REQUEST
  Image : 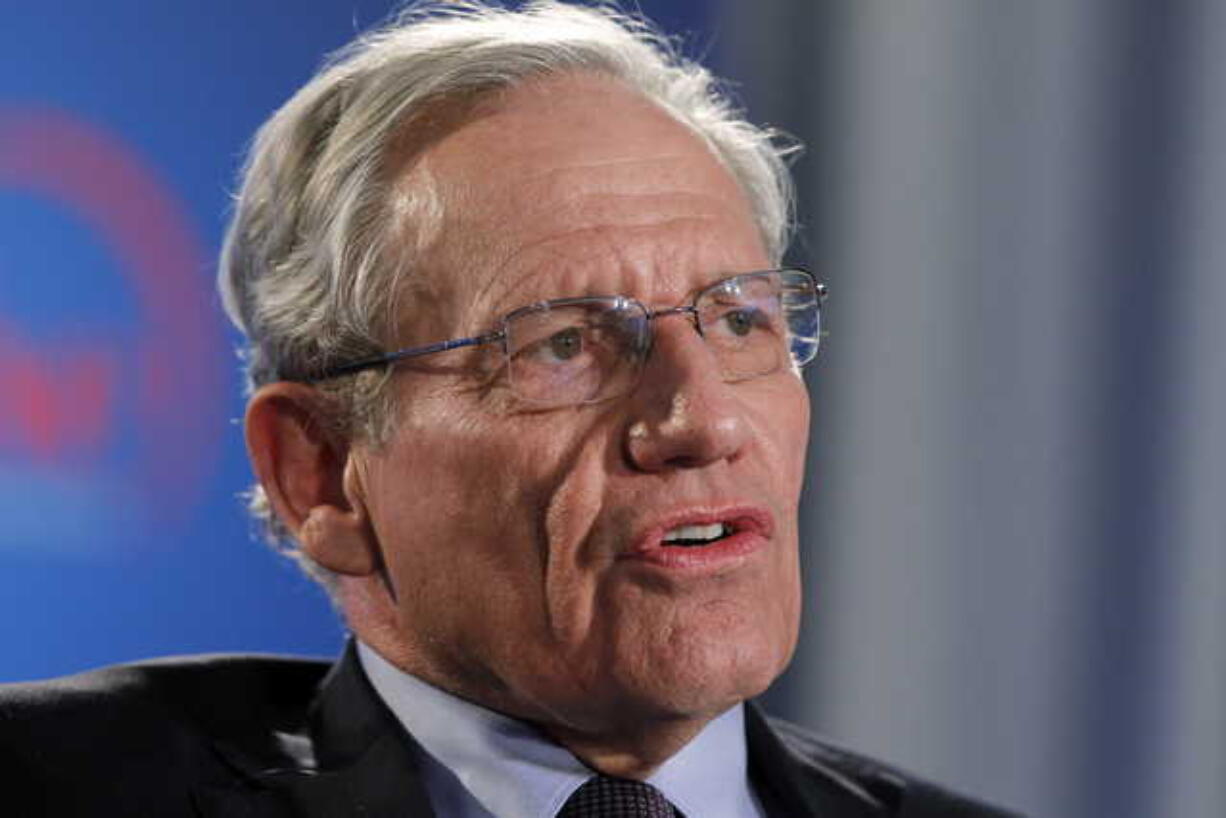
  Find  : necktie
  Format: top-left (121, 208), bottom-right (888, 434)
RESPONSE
top-left (557, 775), bottom-right (682, 818)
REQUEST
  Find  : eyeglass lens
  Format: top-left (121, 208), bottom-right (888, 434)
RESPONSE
top-left (503, 270), bottom-right (820, 407)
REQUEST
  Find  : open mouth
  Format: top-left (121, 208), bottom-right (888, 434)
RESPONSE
top-left (661, 521), bottom-right (734, 547)
top-left (626, 508), bottom-right (770, 568)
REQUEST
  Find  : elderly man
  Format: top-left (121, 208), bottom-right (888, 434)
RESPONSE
top-left (0, 3), bottom-right (1020, 817)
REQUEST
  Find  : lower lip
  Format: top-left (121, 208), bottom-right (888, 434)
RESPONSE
top-left (622, 528), bottom-right (767, 572)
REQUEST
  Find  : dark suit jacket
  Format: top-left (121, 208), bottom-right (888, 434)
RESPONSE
top-left (0, 643), bottom-right (1021, 817)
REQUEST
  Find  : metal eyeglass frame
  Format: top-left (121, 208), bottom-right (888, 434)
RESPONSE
top-left (306, 268), bottom-right (828, 392)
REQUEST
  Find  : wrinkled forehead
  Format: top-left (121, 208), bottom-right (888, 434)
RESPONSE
top-left (388, 72), bottom-right (764, 340)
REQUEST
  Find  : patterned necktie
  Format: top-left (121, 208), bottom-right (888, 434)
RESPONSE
top-left (557, 775), bottom-right (682, 818)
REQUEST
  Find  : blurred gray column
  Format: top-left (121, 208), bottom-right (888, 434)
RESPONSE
top-left (1155, 1), bottom-right (1226, 815)
top-left (720, 2), bottom-right (1224, 817)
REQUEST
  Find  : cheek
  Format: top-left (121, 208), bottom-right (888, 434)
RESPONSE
top-left (746, 376), bottom-right (807, 625)
top-left (790, 392), bottom-right (811, 491)
top-left (369, 397), bottom-right (612, 641)
top-left (540, 446), bottom-right (613, 645)
top-left (750, 374), bottom-right (811, 498)
top-left (362, 406), bottom-right (522, 601)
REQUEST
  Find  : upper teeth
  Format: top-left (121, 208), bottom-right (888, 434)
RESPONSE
top-left (663, 523), bottom-right (729, 543)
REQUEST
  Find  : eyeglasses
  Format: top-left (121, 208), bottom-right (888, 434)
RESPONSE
top-left (310, 269), bottom-right (827, 408)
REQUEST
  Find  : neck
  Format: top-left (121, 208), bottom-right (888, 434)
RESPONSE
top-left (349, 608), bottom-right (736, 779)
top-left (542, 712), bottom-right (716, 779)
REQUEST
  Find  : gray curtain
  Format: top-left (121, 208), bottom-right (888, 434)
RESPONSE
top-left (721, 2), bottom-right (1226, 817)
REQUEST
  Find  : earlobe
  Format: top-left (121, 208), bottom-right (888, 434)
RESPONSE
top-left (245, 383), bottom-right (380, 577)
top-left (298, 502), bottom-right (381, 576)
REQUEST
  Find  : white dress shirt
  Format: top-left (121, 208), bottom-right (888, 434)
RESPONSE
top-left (358, 641), bottom-right (766, 818)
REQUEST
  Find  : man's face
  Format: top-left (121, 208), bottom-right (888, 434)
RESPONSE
top-left (353, 74), bottom-right (810, 738)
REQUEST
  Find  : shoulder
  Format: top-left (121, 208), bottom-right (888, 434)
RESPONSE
top-left (0, 652), bottom-right (331, 742)
top-left (756, 711), bottom-right (1025, 818)
top-left (0, 653), bottom-right (331, 814)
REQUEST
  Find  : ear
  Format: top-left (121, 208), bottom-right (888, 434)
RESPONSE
top-left (245, 382), bottom-right (380, 577)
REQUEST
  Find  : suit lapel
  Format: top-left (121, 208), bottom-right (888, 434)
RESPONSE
top-left (194, 642), bottom-right (436, 818)
top-left (746, 702), bottom-right (894, 818)
top-left (193, 645), bottom-right (904, 818)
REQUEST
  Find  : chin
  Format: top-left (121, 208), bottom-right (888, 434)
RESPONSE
top-left (605, 627), bottom-right (796, 722)
top-left (590, 588), bottom-right (797, 716)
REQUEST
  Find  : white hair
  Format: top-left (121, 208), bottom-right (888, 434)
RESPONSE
top-left (217, 0), bottom-right (798, 585)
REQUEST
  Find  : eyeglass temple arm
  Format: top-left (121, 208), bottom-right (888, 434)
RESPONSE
top-left (311, 330), bottom-right (504, 380)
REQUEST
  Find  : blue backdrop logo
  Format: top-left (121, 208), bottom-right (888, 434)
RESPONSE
top-left (0, 108), bottom-right (225, 554)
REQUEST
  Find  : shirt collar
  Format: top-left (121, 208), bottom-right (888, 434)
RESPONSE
top-left (357, 641), bottom-right (762, 818)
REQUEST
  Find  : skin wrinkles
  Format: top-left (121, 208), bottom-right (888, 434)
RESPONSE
top-left (474, 217), bottom-right (727, 323)
top-left (398, 213), bottom-right (747, 382)
top-left (538, 441), bottom-right (608, 687)
top-left (459, 178), bottom-right (748, 323)
top-left (307, 72), bottom-right (810, 776)
top-left (391, 199), bottom-right (734, 358)
top-left (440, 94), bottom-right (754, 320)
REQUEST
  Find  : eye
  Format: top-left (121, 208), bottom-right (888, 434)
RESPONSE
top-left (712, 305), bottom-right (772, 339)
top-left (722, 308), bottom-right (758, 337)
top-left (543, 326), bottom-right (583, 361)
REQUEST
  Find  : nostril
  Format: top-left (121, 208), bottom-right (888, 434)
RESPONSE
top-left (623, 392), bottom-right (748, 472)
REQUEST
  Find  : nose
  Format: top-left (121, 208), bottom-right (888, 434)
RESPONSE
top-left (623, 316), bottom-right (749, 472)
